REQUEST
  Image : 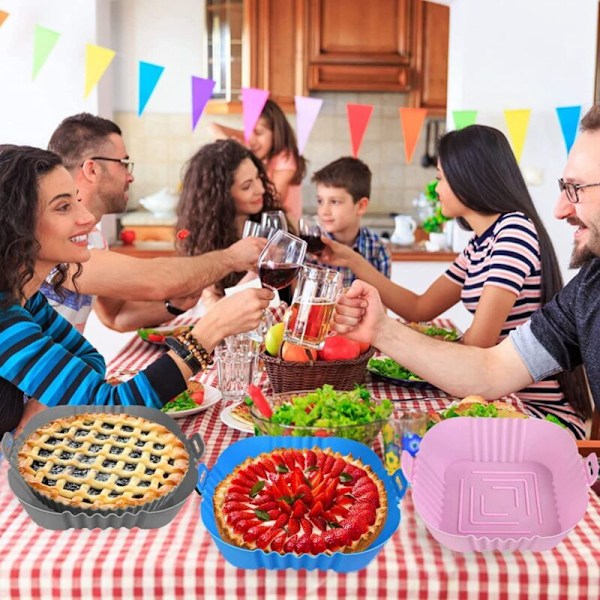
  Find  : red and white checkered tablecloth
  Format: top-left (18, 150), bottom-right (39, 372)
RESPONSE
top-left (1, 320), bottom-right (600, 599)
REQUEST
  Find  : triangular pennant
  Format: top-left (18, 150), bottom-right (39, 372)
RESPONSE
top-left (556, 105), bottom-right (581, 154)
top-left (242, 87), bottom-right (270, 143)
top-left (503, 109), bottom-right (531, 163)
top-left (32, 25), bottom-right (61, 80)
top-left (84, 44), bottom-right (116, 99)
top-left (346, 104), bottom-right (374, 157)
top-left (452, 110), bottom-right (478, 130)
top-left (191, 76), bottom-right (216, 130)
top-left (0, 11), bottom-right (10, 28)
top-left (294, 96), bottom-right (323, 155)
top-left (138, 61), bottom-right (165, 116)
top-left (398, 107), bottom-right (428, 164)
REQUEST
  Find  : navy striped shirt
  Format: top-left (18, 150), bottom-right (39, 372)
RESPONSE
top-left (0, 292), bottom-right (185, 435)
top-left (444, 212), bottom-right (585, 438)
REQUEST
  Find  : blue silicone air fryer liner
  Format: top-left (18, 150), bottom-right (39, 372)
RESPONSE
top-left (196, 435), bottom-right (406, 572)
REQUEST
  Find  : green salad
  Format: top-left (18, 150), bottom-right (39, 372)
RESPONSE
top-left (367, 357), bottom-right (424, 381)
top-left (417, 324), bottom-right (460, 341)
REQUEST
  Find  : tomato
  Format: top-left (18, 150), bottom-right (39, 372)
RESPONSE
top-left (356, 340), bottom-right (371, 354)
top-left (247, 384), bottom-right (273, 418)
top-left (190, 390), bottom-right (204, 405)
top-left (147, 333), bottom-right (165, 343)
top-left (120, 229), bottom-right (136, 245)
top-left (317, 335), bottom-right (360, 361)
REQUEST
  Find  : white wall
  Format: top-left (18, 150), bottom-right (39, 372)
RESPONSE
top-left (445, 0), bottom-right (599, 282)
top-left (111, 0), bottom-right (206, 114)
top-left (0, 0), bottom-right (112, 146)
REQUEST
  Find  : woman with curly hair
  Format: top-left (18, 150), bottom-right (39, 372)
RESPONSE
top-left (176, 139), bottom-right (287, 307)
top-left (0, 144), bottom-right (273, 436)
top-left (209, 100), bottom-right (307, 221)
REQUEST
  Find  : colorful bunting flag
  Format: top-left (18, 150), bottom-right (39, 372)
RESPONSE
top-left (346, 104), bottom-right (374, 158)
top-left (452, 110), bottom-right (478, 130)
top-left (191, 76), bottom-right (216, 130)
top-left (398, 107), bottom-right (428, 164)
top-left (242, 87), bottom-right (270, 143)
top-left (84, 44), bottom-right (116, 99)
top-left (503, 109), bottom-right (531, 163)
top-left (32, 26), bottom-right (61, 80)
top-left (138, 61), bottom-right (165, 116)
top-left (294, 96), bottom-right (323, 156)
top-left (0, 11), bottom-right (9, 28)
top-left (556, 105), bottom-right (581, 154)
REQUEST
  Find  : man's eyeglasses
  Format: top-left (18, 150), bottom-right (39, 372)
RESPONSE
top-left (558, 178), bottom-right (600, 204)
top-left (86, 156), bottom-right (135, 175)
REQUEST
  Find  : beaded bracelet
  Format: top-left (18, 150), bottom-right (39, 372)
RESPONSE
top-left (176, 331), bottom-right (214, 371)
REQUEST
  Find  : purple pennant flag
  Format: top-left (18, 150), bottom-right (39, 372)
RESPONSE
top-left (294, 96), bottom-right (323, 155)
top-left (555, 106), bottom-right (582, 154)
top-left (242, 87), bottom-right (270, 143)
top-left (191, 77), bottom-right (216, 131)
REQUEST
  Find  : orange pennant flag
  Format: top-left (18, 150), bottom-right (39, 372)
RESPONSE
top-left (399, 108), bottom-right (428, 164)
top-left (0, 11), bottom-right (9, 27)
top-left (346, 104), bottom-right (374, 157)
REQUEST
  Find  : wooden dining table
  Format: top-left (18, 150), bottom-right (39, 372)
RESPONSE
top-left (1, 319), bottom-right (600, 599)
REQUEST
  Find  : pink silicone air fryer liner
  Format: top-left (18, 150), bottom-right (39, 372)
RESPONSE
top-left (402, 418), bottom-right (598, 552)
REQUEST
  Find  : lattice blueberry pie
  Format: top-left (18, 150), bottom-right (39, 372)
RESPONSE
top-left (17, 413), bottom-right (189, 511)
top-left (214, 447), bottom-right (387, 555)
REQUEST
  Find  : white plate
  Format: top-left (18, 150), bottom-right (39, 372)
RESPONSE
top-left (220, 402), bottom-right (254, 433)
top-left (164, 384), bottom-right (222, 418)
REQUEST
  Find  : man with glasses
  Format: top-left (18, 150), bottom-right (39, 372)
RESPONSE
top-left (41, 113), bottom-right (266, 332)
top-left (332, 105), bottom-right (600, 413)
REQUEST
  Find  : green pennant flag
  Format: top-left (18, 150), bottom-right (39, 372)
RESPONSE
top-left (452, 110), bottom-right (478, 130)
top-left (32, 25), bottom-right (61, 80)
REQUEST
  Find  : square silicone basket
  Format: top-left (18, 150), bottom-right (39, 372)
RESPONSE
top-left (196, 435), bottom-right (407, 572)
top-left (401, 417), bottom-right (599, 552)
top-left (2, 405), bottom-right (205, 529)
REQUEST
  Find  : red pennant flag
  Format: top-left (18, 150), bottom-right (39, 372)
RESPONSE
top-left (399, 108), bottom-right (428, 164)
top-left (346, 104), bottom-right (374, 157)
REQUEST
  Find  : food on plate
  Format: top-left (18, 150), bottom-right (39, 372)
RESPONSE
top-left (230, 402), bottom-right (254, 427)
top-left (407, 322), bottom-right (460, 341)
top-left (264, 322), bottom-right (285, 356)
top-left (317, 335), bottom-right (361, 362)
top-left (161, 380), bottom-right (205, 413)
top-left (281, 341), bottom-right (317, 363)
top-left (214, 447), bottom-right (387, 555)
top-left (367, 357), bottom-right (424, 382)
top-left (18, 413), bottom-right (189, 511)
top-left (137, 325), bottom-right (193, 344)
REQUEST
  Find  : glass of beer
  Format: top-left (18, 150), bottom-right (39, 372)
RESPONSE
top-left (284, 265), bottom-right (342, 349)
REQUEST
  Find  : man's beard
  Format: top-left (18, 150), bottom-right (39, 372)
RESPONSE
top-left (569, 219), bottom-right (600, 268)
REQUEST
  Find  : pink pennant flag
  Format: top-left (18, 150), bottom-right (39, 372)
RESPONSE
top-left (191, 76), bottom-right (216, 130)
top-left (242, 87), bottom-right (270, 143)
top-left (294, 96), bottom-right (323, 155)
top-left (399, 108), bottom-right (428, 164)
top-left (346, 104), bottom-right (374, 158)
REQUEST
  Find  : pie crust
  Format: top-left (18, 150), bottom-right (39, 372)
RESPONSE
top-left (214, 447), bottom-right (388, 555)
top-left (17, 413), bottom-right (189, 511)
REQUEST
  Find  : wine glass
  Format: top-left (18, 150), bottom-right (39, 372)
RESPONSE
top-left (297, 216), bottom-right (326, 256)
top-left (242, 220), bottom-right (275, 239)
top-left (261, 210), bottom-right (288, 233)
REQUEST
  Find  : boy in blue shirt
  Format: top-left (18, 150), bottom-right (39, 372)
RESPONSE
top-left (312, 157), bottom-right (391, 287)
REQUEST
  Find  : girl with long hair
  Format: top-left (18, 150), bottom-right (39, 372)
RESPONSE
top-left (319, 125), bottom-right (591, 437)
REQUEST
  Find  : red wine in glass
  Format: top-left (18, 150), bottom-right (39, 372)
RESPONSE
top-left (299, 234), bottom-right (326, 255)
top-left (258, 262), bottom-right (302, 290)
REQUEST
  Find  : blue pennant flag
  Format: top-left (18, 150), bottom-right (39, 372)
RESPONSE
top-left (138, 61), bottom-right (165, 116)
top-left (556, 106), bottom-right (582, 154)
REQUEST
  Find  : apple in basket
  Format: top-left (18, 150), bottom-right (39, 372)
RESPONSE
top-left (317, 335), bottom-right (361, 361)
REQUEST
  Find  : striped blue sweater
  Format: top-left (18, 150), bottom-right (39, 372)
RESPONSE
top-left (0, 292), bottom-right (185, 435)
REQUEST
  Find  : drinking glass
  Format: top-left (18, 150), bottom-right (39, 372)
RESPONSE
top-left (215, 336), bottom-right (257, 403)
top-left (381, 411), bottom-right (427, 475)
top-left (242, 220), bottom-right (275, 239)
top-left (261, 210), bottom-right (288, 233)
top-left (245, 230), bottom-right (307, 342)
top-left (297, 216), bottom-right (326, 256)
top-left (283, 265), bottom-right (342, 349)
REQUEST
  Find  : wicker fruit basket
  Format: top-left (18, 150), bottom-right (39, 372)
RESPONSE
top-left (261, 346), bottom-right (376, 393)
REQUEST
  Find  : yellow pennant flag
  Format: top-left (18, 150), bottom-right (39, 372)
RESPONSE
top-left (503, 109), bottom-right (531, 163)
top-left (84, 44), bottom-right (116, 98)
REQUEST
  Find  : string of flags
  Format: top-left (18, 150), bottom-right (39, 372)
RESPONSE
top-left (0, 12), bottom-right (584, 164)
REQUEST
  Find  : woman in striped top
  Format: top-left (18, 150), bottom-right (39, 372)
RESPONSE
top-left (319, 125), bottom-right (590, 437)
top-left (0, 145), bottom-right (273, 437)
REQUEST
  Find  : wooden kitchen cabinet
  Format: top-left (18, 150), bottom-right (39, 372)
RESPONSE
top-left (307, 0), bottom-right (413, 92)
top-left (409, 0), bottom-right (449, 114)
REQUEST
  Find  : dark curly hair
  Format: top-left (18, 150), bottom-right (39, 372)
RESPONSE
top-left (176, 139), bottom-right (282, 293)
top-left (0, 145), bottom-right (80, 308)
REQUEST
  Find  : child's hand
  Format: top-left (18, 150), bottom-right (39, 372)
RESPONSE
top-left (317, 236), bottom-right (356, 268)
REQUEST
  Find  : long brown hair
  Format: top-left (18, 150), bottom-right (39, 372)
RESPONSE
top-left (176, 139), bottom-right (282, 293)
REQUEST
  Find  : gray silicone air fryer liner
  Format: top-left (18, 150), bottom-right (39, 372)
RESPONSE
top-left (2, 404), bottom-right (204, 530)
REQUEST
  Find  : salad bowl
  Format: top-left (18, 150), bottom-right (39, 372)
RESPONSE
top-left (248, 385), bottom-right (393, 446)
